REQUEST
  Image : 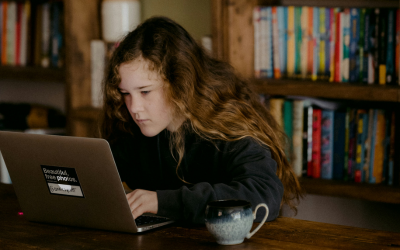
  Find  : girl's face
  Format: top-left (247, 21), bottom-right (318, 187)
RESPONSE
top-left (118, 59), bottom-right (180, 137)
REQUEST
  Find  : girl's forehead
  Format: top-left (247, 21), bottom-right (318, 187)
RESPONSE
top-left (118, 59), bottom-right (164, 88)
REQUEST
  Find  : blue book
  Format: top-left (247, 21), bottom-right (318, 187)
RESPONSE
top-left (349, 8), bottom-right (360, 82)
top-left (333, 111), bottom-right (346, 180)
top-left (283, 100), bottom-right (293, 146)
top-left (386, 9), bottom-right (395, 85)
top-left (321, 110), bottom-right (334, 179)
top-left (294, 7), bottom-right (302, 77)
top-left (277, 7), bottom-right (287, 77)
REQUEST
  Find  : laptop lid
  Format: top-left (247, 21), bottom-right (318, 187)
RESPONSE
top-left (0, 131), bottom-right (172, 233)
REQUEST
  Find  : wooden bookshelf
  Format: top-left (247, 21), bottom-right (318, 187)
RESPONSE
top-left (300, 178), bottom-right (400, 204)
top-left (0, 66), bottom-right (65, 83)
top-left (251, 79), bottom-right (400, 102)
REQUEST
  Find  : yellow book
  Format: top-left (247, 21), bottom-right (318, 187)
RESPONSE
top-left (287, 6), bottom-right (295, 78)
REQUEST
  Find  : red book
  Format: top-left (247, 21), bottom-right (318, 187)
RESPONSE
top-left (15, 2), bottom-right (23, 66)
top-left (334, 11), bottom-right (342, 82)
top-left (311, 108), bottom-right (322, 178)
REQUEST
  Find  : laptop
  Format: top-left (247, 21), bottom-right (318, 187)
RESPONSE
top-left (0, 131), bottom-right (174, 233)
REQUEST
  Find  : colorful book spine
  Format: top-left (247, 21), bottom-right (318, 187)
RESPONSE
top-left (312, 7), bottom-right (319, 81)
top-left (0, 2), bottom-right (3, 62)
top-left (343, 108), bottom-right (350, 180)
top-left (367, 9), bottom-right (376, 84)
top-left (347, 109), bottom-right (357, 181)
top-left (253, 6), bottom-right (261, 78)
top-left (378, 9), bottom-right (387, 85)
top-left (371, 110), bottom-right (386, 184)
top-left (304, 104), bottom-right (313, 177)
top-left (19, 1), bottom-right (30, 66)
top-left (277, 7), bottom-right (287, 77)
top-left (333, 111), bottom-right (346, 179)
top-left (349, 8), bottom-right (360, 83)
top-left (324, 8), bottom-right (331, 81)
top-left (1, 1), bottom-right (7, 65)
top-left (355, 109), bottom-right (368, 183)
top-left (334, 10), bottom-right (342, 82)
top-left (388, 111), bottom-right (395, 185)
top-left (6, 1), bottom-right (16, 65)
top-left (342, 8), bottom-right (350, 82)
top-left (41, 2), bottom-right (51, 68)
top-left (321, 110), bottom-right (334, 179)
top-left (287, 6), bottom-right (295, 78)
top-left (312, 108), bottom-right (322, 178)
top-left (283, 100), bottom-right (293, 160)
top-left (319, 7), bottom-right (326, 80)
top-left (307, 7), bottom-right (314, 80)
top-left (269, 98), bottom-right (284, 129)
top-left (386, 9), bottom-right (395, 85)
top-left (272, 7), bottom-right (281, 79)
top-left (358, 8), bottom-right (366, 83)
top-left (329, 8), bottom-right (338, 82)
top-left (373, 8), bottom-right (380, 84)
top-left (15, 2), bottom-right (22, 65)
top-left (292, 100), bottom-right (304, 177)
top-left (300, 6), bottom-right (309, 79)
top-left (294, 7), bottom-right (302, 78)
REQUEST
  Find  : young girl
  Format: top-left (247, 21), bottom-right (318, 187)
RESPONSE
top-left (100, 16), bottom-right (302, 224)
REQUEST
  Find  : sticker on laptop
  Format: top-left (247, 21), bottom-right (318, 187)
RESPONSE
top-left (41, 165), bottom-right (85, 198)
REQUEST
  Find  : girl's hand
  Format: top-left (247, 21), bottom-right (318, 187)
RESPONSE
top-left (126, 189), bottom-right (158, 219)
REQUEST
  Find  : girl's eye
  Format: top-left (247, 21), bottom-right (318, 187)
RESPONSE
top-left (120, 92), bottom-right (129, 96)
top-left (141, 91), bottom-right (150, 95)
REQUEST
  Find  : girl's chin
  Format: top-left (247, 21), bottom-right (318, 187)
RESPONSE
top-left (139, 127), bottom-right (161, 137)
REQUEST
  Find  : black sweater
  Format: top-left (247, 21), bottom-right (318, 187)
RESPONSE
top-left (110, 129), bottom-right (284, 224)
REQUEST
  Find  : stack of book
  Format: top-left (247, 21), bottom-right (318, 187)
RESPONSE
top-left (0, 0), bottom-right (64, 68)
top-left (253, 6), bottom-right (400, 85)
top-left (265, 96), bottom-right (397, 185)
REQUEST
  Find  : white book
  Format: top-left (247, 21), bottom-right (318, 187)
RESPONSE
top-left (6, 1), bottom-right (17, 66)
top-left (91, 40), bottom-right (106, 108)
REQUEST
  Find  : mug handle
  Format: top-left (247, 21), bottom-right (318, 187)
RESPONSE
top-left (246, 203), bottom-right (269, 239)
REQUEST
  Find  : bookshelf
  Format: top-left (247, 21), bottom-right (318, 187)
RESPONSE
top-left (212, 0), bottom-right (400, 203)
top-left (0, 66), bottom-right (64, 83)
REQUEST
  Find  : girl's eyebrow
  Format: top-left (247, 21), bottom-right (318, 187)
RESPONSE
top-left (135, 85), bottom-right (152, 90)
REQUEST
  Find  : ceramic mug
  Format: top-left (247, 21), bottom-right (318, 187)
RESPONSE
top-left (205, 199), bottom-right (269, 245)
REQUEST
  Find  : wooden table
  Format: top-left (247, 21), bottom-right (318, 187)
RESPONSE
top-left (1, 183), bottom-right (399, 250)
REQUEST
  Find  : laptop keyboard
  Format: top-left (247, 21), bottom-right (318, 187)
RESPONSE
top-left (135, 215), bottom-right (170, 226)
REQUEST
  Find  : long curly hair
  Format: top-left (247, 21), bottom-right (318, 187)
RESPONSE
top-left (100, 16), bottom-right (302, 213)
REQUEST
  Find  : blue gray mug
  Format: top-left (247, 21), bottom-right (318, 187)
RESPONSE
top-left (205, 199), bottom-right (269, 245)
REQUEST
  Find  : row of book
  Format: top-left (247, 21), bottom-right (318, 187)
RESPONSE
top-left (253, 6), bottom-right (400, 85)
top-left (0, 0), bottom-right (64, 68)
top-left (265, 96), bottom-right (397, 185)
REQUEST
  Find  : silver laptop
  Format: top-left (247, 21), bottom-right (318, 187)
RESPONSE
top-left (0, 131), bottom-right (174, 233)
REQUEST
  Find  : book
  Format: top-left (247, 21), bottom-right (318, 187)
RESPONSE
top-left (349, 8), bottom-right (360, 83)
top-left (378, 9), bottom-right (387, 85)
top-left (283, 100), bottom-right (293, 160)
top-left (15, 2), bottom-right (22, 66)
top-left (342, 8), bottom-right (350, 82)
top-left (321, 110), bottom-right (334, 179)
top-left (334, 10), bottom-right (342, 82)
top-left (329, 8), bottom-right (339, 82)
top-left (294, 7), bottom-right (302, 78)
top-left (307, 7), bottom-right (314, 80)
top-left (360, 8), bottom-right (369, 83)
top-left (6, 1), bottom-right (16, 65)
top-left (300, 6), bottom-right (309, 79)
top-left (303, 101), bottom-right (313, 177)
top-left (354, 109), bottom-right (368, 183)
top-left (261, 7), bottom-right (273, 78)
top-left (253, 6), bottom-right (261, 78)
top-left (19, 1), bottom-right (30, 66)
top-left (388, 111), bottom-right (395, 185)
top-left (373, 8), bottom-right (380, 84)
top-left (272, 7), bottom-right (281, 79)
top-left (370, 109), bottom-right (386, 184)
top-left (0, 2), bottom-right (3, 63)
top-left (347, 108), bottom-right (357, 181)
top-left (396, 9), bottom-right (400, 84)
top-left (343, 108), bottom-right (350, 180)
top-left (277, 7), bottom-right (287, 78)
top-left (386, 8), bottom-right (395, 85)
top-left (319, 7), bottom-right (326, 81)
top-left (333, 111), bottom-right (346, 180)
top-left (292, 100), bottom-right (304, 177)
top-left (1, 1), bottom-right (7, 65)
top-left (269, 98), bottom-right (284, 129)
top-left (324, 8), bottom-right (331, 81)
top-left (50, 1), bottom-right (64, 68)
top-left (382, 111), bottom-right (392, 184)
top-left (41, 2), bottom-right (51, 68)
top-left (287, 6), bottom-right (295, 78)
top-left (311, 108), bottom-right (322, 178)
top-left (312, 7), bottom-right (319, 81)
top-left (91, 40), bottom-right (106, 108)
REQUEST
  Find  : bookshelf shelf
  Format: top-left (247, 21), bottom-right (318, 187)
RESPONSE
top-left (273, 0), bottom-right (399, 8)
top-left (300, 178), bottom-right (400, 204)
top-left (251, 79), bottom-right (400, 102)
top-left (0, 66), bottom-right (65, 83)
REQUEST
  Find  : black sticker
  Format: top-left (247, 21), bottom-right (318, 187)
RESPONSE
top-left (41, 165), bottom-right (84, 198)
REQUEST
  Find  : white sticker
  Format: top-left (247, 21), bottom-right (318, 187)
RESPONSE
top-left (41, 165), bottom-right (85, 198)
